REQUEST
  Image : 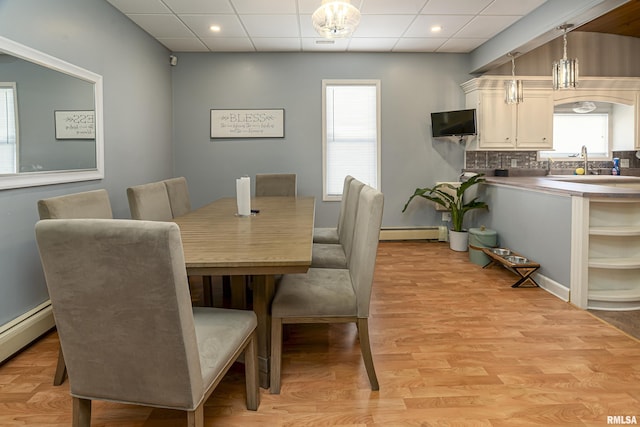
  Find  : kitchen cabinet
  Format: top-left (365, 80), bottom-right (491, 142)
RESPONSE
top-left (468, 88), bottom-right (553, 150)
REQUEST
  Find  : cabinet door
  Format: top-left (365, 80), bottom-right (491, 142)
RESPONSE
top-left (516, 91), bottom-right (553, 149)
top-left (478, 92), bottom-right (516, 149)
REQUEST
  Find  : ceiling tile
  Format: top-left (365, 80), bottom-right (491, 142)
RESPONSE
top-left (240, 14), bottom-right (301, 37)
top-left (301, 38), bottom-right (349, 51)
top-left (157, 37), bottom-right (209, 52)
top-left (455, 15), bottom-right (520, 39)
top-left (162, 0), bottom-right (234, 14)
top-left (436, 37), bottom-right (487, 52)
top-left (354, 15), bottom-right (416, 38)
top-left (392, 37), bottom-right (447, 52)
top-left (105, 0), bottom-right (171, 14)
top-left (481, 0), bottom-right (547, 16)
top-left (252, 38), bottom-right (302, 51)
top-left (404, 15), bottom-right (474, 38)
top-left (231, 0), bottom-right (297, 14)
top-left (422, 0), bottom-right (493, 15)
top-left (360, 0), bottom-right (429, 15)
top-left (201, 37), bottom-right (256, 51)
top-left (126, 14), bottom-right (195, 38)
top-left (347, 38), bottom-right (398, 51)
top-left (179, 14), bottom-right (247, 38)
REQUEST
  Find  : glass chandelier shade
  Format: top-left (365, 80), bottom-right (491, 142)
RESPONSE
top-left (312, 0), bottom-right (361, 39)
top-left (504, 54), bottom-right (523, 104)
top-left (552, 25), bottom-right (578, 90)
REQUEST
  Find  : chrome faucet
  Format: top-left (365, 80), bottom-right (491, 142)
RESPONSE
top-left (580, 145), bottom-right (588, 174)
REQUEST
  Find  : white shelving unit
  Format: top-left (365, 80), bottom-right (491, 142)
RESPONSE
top-left (587, 199), bottom-right (640, 310)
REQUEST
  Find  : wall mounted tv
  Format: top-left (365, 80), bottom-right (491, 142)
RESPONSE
top-left (430, 109), bottom-right (477, 138)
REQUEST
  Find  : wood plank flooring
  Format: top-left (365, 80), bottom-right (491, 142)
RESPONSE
top-left (1, 241), bottom-right (639, 426)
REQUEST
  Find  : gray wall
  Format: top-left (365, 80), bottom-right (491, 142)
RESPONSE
top-left (172, 52), bottom-right (471, 228)
top-left (0, 0), bottom-right (173, 327)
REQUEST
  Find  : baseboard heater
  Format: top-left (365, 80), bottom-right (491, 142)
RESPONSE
top-left (0, 300), bottom-right (55, 364)
top-left (380, 226), bottom-right (448, 242)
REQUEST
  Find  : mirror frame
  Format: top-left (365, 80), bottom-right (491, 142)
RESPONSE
top-left (0, 35), bottom-right (103, 190)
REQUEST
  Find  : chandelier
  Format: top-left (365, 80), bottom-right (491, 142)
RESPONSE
top-left (504, 52), bottom-right (523, 104)
top-left (552, 24), bottom-right (578, 90)
top-left (312, 0), bottom-right (361, 39)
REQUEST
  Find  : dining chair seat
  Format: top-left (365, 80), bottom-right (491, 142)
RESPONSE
top-left (37, 189), bottom-right (113, 387)
top-left (310, 243), bottom-right (347, 269)
top-left (270, 185), bottom-right (383, 394)
top-left (35, 219), bottom-right (259, 427)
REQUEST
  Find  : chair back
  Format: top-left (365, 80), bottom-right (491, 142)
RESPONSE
top-left (127, 181), bottom-right (173, 221)
top-left (255, 173), bottom-right (297, 197)
top-left (164, 177), bottom-right (192, 218)
top-left (38, 189), bottom-right (112, 220)
top-left (348, 185), bottom-right (384, 318)
top-left (339, 178), bottom-right (366, 261)
top-left (336, 175), bottom-right (355, 235)
top-left (35, 219), bottom-right (203, 409)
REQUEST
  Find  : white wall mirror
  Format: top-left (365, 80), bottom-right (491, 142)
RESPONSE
top-left (0, 36), bottom-right (103, 190)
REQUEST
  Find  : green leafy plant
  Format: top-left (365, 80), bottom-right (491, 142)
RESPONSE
top-left (402, 173), bottom-right (488, 232)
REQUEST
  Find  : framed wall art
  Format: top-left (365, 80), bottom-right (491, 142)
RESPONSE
top-left (210, 109), bottom-right (284, 139)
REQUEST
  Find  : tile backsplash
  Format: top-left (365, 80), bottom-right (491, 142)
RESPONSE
top-left (465, 150), bottom-right (640, 174)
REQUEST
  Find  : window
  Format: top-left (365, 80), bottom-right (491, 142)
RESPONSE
top-left (0, 83), bottom-right (18, 174)
top-left (540, 111), bottom-right (610, 160)
top-left (322, 80), bottom-right (380, 201)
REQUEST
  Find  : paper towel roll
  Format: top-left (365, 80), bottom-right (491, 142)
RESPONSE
top-left (236, 176), bottom-right (251, 216)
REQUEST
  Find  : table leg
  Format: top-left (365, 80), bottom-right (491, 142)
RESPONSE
top-left (202, 276), bottom-right (213, 307)
top-left (230, 276), bottom-right (247, 309)
top-left (253, 274), bottom-right (275, 389)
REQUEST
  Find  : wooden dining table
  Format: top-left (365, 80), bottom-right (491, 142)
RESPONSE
top-left (173, 196), bottom-right (315, 388)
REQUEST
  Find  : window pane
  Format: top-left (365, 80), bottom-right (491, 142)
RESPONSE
top-left (323, 82), bottom-right (379, 199)
top-left (541, 113), bottom-right (608, 158)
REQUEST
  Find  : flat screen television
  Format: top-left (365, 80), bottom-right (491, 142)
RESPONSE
top-left (431, 109), bottom-right (476, 137)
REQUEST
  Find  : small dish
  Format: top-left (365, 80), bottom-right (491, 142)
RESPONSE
top-left (492, 248), bottom-right (511, 256)
top-left (505, 255), bottom-right (528, 264)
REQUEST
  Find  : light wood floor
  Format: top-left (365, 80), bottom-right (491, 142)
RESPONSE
top-left (1, 241), bottom-right (639, 426)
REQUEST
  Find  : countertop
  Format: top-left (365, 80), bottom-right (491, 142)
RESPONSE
top-left (483, 175), bottom-right (640, 198)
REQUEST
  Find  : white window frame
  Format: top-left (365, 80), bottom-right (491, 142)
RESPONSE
top-left (321, 79), bottom-right (381, 201)
top-left (0, 82), bottom-right (19, 174)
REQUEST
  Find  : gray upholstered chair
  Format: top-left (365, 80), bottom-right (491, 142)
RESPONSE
top-left (35, 219), bottom-right (259, 427)
top-left (313, 175), bottom-right (355, 244)
top-left (270, 185), bottom-right (384, 394)
top-left (164, 176), bottom-right (192, 218)
top-left (255, 173), bottom-right (297, 197)
top-left (126, 181), bottom-right (173, 221)
top-left (311, 178), bottom-right (365, 269)
top-left (37, 189), bottom-right (113, 386)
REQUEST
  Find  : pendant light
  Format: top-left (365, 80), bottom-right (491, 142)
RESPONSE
top-left (312, 0), bottom-right (361, 39)
top-left (504, 52), bottom-right (523, 104)
top-left (552, 24), bottom-right (578, 90)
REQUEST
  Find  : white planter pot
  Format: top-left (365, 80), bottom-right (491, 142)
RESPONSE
top-left (449, 230), bottom-right (469, 252)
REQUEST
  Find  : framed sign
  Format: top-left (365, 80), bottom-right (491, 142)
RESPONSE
top-left (54, 110), bottom-right (96, 139)
top-left (210, 109), bottom-right (284, 139)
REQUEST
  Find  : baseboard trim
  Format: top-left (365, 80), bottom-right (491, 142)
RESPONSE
top-left (380, 226), bottom-right (447, 241)
top-left (535, 274), bottom-right (570, 302)
top-left (0, 301), bottom-right (55, 363)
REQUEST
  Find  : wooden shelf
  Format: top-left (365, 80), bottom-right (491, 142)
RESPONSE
top-left (589, 289), bottom-right (640, 302)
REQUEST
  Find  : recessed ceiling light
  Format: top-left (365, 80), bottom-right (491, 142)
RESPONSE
top-left (431, 25), bottom-right (442, 33)
top-left (210, 25), bottom-right (221, 32)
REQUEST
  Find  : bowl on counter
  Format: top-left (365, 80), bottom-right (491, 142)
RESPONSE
top-left (504, 255), bottom-right (529, 264)
top-left (491, 248), bottom-right (511, 256)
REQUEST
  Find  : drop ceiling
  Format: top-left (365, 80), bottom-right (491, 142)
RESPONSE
top-left (105, 0), bottom-right (551, 53)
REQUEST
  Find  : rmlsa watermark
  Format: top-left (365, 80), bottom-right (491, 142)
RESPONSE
top-left (608, 415), bottom-right (638, 425)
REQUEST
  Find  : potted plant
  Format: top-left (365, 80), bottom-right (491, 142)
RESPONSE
top-left (402, 173), bottom-right (488, 251)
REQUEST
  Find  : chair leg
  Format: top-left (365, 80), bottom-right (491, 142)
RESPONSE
top-left (357, 318), bottom-right (379, 391)
top-left (187, 404), bottom-right (204, 427)
top-left (72, 397), bottom-right (91, 427)
top-left (270, 316), bottom-right (283, 394)
top-left (244, 331), bottom-right (260, 410)
top-left (53, 346), bottom-right (67, 386)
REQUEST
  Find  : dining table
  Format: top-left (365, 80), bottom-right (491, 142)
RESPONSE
top-left (173, 196), bottom-right (315, 388)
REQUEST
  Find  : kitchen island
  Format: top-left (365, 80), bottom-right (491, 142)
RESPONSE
top-left (475, 174), bottom-right (640, 311)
